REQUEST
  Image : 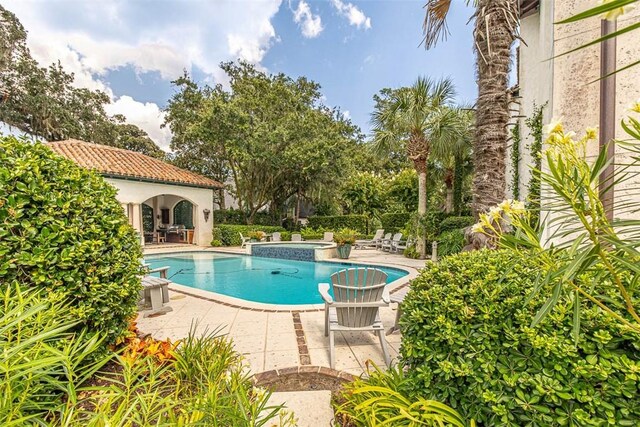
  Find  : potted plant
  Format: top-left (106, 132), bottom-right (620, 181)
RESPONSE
top-left (333, 228), bottom-right (357, 259)
top-left (247, 230), bottom-right (266, 242)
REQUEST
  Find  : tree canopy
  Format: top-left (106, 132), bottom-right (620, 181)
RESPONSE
top-left (164, 61), bottom-right (362, 223)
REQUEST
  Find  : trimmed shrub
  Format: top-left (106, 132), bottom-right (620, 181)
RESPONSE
top-left (307, 215), bottom-right (368, 234)
top-left (300, 227), bottom-right (324, 241)
top-left (380, 212), bottom-right (412, 234)
top-left (213, 224), bottom-right (285, 246)
top-left (0, 137), bottom-right (142, 348)
top-left (439, 216), bottom-right (474, 234)
top-left (400, 250), bottom-right (640, 425)
top-left (213, 209), bottom-right (279, 226)
top-left (211, 227), bottom-right (223, 247)
top-left (436, 229), bottom-right (465, 257)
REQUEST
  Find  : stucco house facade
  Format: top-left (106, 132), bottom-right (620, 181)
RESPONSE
top-left (48, 139), bottom-right (222, 246)
top-left (509, 0), bottom-right (640, 242)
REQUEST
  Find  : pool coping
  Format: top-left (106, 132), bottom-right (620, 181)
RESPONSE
top-left (145, 249), bottom-right (419, 312)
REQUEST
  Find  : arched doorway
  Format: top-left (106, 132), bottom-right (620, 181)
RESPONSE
top-left (173, 200), bottom-right (194, 229)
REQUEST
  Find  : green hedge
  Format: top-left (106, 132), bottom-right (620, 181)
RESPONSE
top-left (0, 137), bottom-right (142, 348)
top-left (400, 250), bottom-right (640, 425)
top-left (307, 215), bottom-right (368, 234)
top-left (436, 229), bottom-right (465, 257)
top-left (380, 212), bottom-right (412, 234)
top-left (213, 209), bottom-right (279, 226)
top-left (212, 225), bottom-right (286, 246)
top-left (439, 216), bottom-right (474, 234)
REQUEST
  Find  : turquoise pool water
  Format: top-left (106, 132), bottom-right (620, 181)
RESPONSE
top-left (144, 252), bottom-right (408, 305)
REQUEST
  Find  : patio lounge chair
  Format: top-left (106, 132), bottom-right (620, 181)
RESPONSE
top-left (381, 233), bottom-right (403, 252)
top-left (318, 268), bottom-right (391, 369)
top-left (323, 232), bottom-right (334, 242)
top-left (239, 232), bottom-right (251, 248)
top-left (355, 229), bottom-right (384, 249)
top-left (376, 233), bottom-right (392, 250)
top-left (392, 237), bottom-right (412, 253)
top-left (291, 233), bottom-right (303, 241)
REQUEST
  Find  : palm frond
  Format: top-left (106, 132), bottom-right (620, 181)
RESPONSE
top-left (422, 0), bottom-right (453, 49)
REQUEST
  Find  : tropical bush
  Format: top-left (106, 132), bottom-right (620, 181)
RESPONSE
top-left (380, 212), bottom-right (412, 234)
top-left (402, 210), bottom-right (446, 246)
top-left (213, 224), bottom-right (285, 246)
top-left (400, 249), bottom-right (640, 425)
top-left (387, 168), bottom-right (419, 212)
top-left (341, 171), bottom-right (387, 224)
top-left (307, 214), bottom-right (368, 234)
top-left (436, 229), bottom-right (465, 257)
top-left (333, 228), bottom-right (358, 246)
top-left (0, 286), bottom-right (294, 426)
top-left (0, 285), bottom-right (109, 425)
top-left (335, 364), bottom-right (472, 427)
top-left (0, 136), bottom-right (142, 348)
top-left (300, 226), bottom-right (325, 240)
top-left (439, 216), bottom-right (474, 234)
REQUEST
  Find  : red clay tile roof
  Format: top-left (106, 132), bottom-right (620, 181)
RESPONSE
top-left (47, 139), bottom-right (222, 189)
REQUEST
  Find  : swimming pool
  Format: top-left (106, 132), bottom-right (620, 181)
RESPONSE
top-left (144, 252), bottom-right (408, 305)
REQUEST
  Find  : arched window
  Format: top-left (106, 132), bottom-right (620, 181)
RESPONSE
top-left (173, 200), bottom-right (194, 228)
top-left (142, 204), bottom-right (154, 233)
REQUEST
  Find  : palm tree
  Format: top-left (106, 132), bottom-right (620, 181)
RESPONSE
top-left (431, 107), bottom-right (474, 213)
top-left (371, 77), bottom-right (459, 258)
top-left (423, 0), bottom-right (519, 216)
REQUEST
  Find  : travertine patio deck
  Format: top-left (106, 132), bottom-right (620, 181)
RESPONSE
top-left (139, 245), bottom-right (425, 376)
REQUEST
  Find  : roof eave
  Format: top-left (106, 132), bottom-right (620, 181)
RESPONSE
top-left (519, 0), bottom-right (539, 18)
top-left (102, 173), bottom-right (223, 190)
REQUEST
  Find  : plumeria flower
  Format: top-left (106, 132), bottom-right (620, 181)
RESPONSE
top-left (599, 0), bottom-right (635, 21)
top-left (630, 98), bottom-right (640, 114)
top-left (543, 117), bottom-right (564, 136)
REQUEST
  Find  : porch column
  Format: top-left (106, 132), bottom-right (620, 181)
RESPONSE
top-left (131, 203), bottom-right (144, 246)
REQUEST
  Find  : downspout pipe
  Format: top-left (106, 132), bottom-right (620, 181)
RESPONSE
top-left (599, 18), bottom-right (616, 221)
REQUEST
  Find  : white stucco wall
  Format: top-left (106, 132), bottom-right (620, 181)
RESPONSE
top-left (512, 1), bottom-right (640, 244)
top-left (512, 2), bottom-right (555, 200)
top-left (105, 178), bottom-right (214, 246)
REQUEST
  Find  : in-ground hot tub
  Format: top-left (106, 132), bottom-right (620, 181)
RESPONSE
top-left (247, 241), bottom-right (336, 261)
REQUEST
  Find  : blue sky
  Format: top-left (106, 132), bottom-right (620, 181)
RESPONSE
top-left (5, 0), bottom-right (476, 150)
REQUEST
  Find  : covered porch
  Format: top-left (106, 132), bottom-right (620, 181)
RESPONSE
top-left (140, 195), bottom-right (197, 245)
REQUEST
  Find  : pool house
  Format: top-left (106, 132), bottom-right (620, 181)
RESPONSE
top-left (47, 139), bottom-right (223, 246)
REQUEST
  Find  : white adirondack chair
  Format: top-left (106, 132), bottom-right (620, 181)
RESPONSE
top-left (381, 233), bottom-right (403, 252)
top-left (376, 233), bottom-right (392, 250)
top-left (323, 232), bottom-right (334, 242)
top-left (239, 232), bottom-right (251, 248)
top-left (291, 233), bottom-right (303, 241)
top-left (318, 268), bottom-right (391, 369)
top-left (271, 232), bottom-right (282, 242)
top-left (355, 229), bottom-right (384, 249)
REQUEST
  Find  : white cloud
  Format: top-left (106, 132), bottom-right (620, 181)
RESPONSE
top-left (292, 0), bottom-right (323, 38)
top-left (331, 0), bottom-right (371, 29)
top-left (105, 96), bottom-right (172, 151)
top-left (3, 0), bottom-right (284, 151)
top-left (342, 110), bottom-right (351, 119)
